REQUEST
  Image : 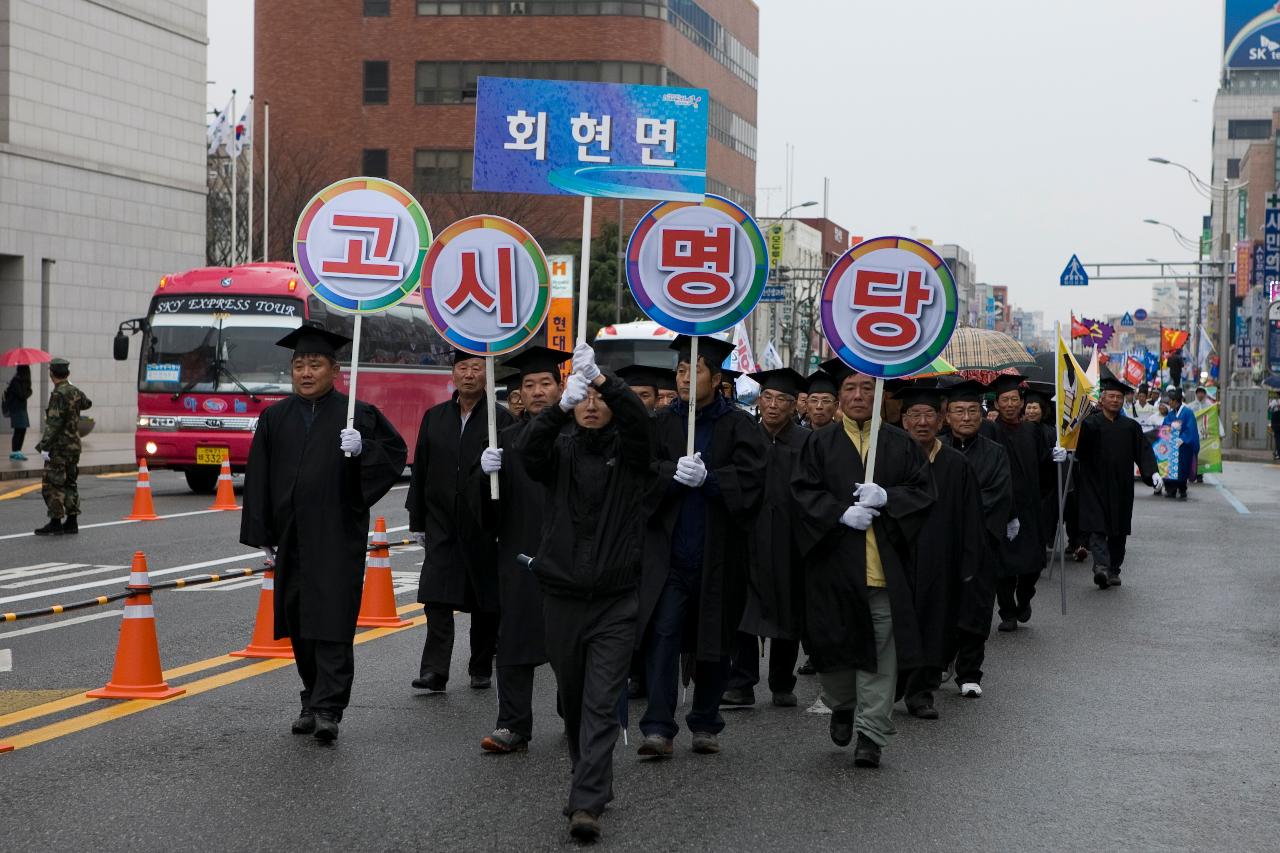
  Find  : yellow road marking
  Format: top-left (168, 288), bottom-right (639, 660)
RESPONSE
top-left (0, 482), bottom-right (42, 501)
top-left (96, 472), bottom-right (136, 479)
top-left (0, 689), bottom-right (81, 716)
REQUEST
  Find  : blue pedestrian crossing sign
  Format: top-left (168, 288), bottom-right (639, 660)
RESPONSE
top-left (1060, 254), bottom-right (1088, 287)
top-left (1121, 312), bottom-right (1134, 327)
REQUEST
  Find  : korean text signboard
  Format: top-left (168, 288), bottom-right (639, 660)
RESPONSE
top-left (1265, 193), bottom-right (1280, 286)
top-left (546, 254), bottom-right (575, 377)
top-left (473, 77), bottom-right (709, 201)
top-left (1237, 240), bottom-right (1254, 299)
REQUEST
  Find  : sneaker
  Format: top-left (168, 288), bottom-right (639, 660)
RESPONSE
top-left (291, 710), bottom-right (316, 734)
top-left (997, 618), bottom-right (1017, 632)
top-left (959, 682), bottom-right (983, 698)
top-left (33, 518), bottom-right (63, 536)
top-left (853, 732), bottom-right (881, 768)
top-left (313, 712), bottom-right (339, 743)
top-left (771, 691), bottom-right (798, 707)
top-left (690, 732), bottom-right (720, 754)
top-left (568, 810), bottom-right (601, 842)
top-left (481, 727), bottom-right (529, 753)
top-left (719, 688), bottom-right (755, 706)
top-left (8, 452), bottom-right (26, 461)
top-left (411, 672), bottom-right (447, 691)
top-left (805, 696), bottom-right (832, 715)
top-left (829, 709), bottom-right (854, 747)
top-left (907, 698), bottom-right (938, 720)
top-left (797, 658), bottom-right (816, 675)
top-left (62, 515), bottom-right (78, 535)
top-left (636, 734), bottom-right (673, 758)
top-left (1093, 569), bottom-right (1111, 589)
top-left (1107, 571), bottom-right (1122, 587)
top-left (470, 674), bottom-right (492, 690)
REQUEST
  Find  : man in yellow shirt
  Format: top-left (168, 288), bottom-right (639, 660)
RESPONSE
top-left (791, 360), bottom-right (934, 768)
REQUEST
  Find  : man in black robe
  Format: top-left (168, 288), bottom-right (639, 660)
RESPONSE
top-left (474, 346), bottom-right (570, 753)
top-left (938, 380), bottom-right (1012, 699)
top-left (987, 374), bottom-right (1064, 632)
top-left (791, 361), bottom-right (934, 768)
top-left (518, 343), bottom-right (655, 843)
top-left (636, 335), bottom-right (767, 757)
top-left (895, 384), bottom-right (985, 719)
top-left (723, 368), bottom-right (810, 708)
top-left (408, 350), bottom-right (514, 692)
top-left (241, 325), bottom-right (407, 742)
top-left (616, 364), bottom-right (674, 415)
top-left (1076, 376), bottom-right (1160, 589)
top-left (803, 368), bottom-right (840, 430)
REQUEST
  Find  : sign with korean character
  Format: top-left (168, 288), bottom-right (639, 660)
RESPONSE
top-left (293, 177), bottom-right (432, 313)
top-left (820, 236), bottom-right (958, 379)
top-left (1237, 239), bottom-right (1253, 298)
top-left (625, 194), bottom-right (769, 335)
top-left (421, 215), bottom-right (551, 356)
top-left (472, 77), bottom-right (709, 201)
top-left (1265, 193), bottom-right (1280, 286)
top-left (545, 254), bottom-right (575, 376)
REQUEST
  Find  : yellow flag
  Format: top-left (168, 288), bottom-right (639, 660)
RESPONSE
top-left (1056, 333), bottom-right (1095, 450)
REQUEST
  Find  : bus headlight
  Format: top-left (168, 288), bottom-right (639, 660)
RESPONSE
top-left (144, 441), bottom-right (158, 455)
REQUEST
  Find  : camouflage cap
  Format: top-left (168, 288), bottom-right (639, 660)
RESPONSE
top-left (49, 358), bottom-right (70, 367)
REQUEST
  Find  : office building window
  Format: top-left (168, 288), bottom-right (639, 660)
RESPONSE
top-left (709, 98), bottom-right (755, 159)
top-left (1227, 158), bottom-right (1241, 180)
top-left (1228, 119), bottom-right (1271, 140)
top-left (414, 149), bottom-right (473, 193)
top-left (364, 0), bottom-right (391, 14)
top-left (706, 178), bottom-right (753, 214)
top-left (363, 149), bottom-right (389, 177)
top-left (364, 61), bottom-right (390, 104)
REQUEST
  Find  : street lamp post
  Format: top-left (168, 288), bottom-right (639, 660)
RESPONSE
top-left (1143, 219), bottom-right (1204, 358)
top-left (767, 200), bottom-right (818, 366)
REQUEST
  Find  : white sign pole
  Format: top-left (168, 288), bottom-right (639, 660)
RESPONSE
top-left (230, 89), bottom-right (238, 266)
top-left (576, 196), bottom-right (593, 345)
top-left (485, 356), bottom-right (500, 499)
top-left (262, 100), bottom-right (270, 262)
top-left (247, 95), bottom-right (254, 265)
top-left (686, 336), bottom-right (699, 457)
top-left (344, 314), bottom-right (362, 457)
top-left (863, 377), bottom-right (885, 483)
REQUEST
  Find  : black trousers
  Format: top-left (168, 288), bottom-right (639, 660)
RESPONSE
top-left (1088, 532), bottom-right (1128, 573)
top-left (727, 631), bottom-right (799, 695)
top-left (496, 663), bottom-right (537, 740)
top-left (543, 591), bottom-right (637, 818)
top-left (419, 605), bottom-right (499, 682)
top-left (904, 627), bottom-right (988, 705)
top-left (11, 427), bottom-right (26, 453)
top-left (284, 578), bottom-right (354, 721)
top-left (995, 571), bottom-right (1041, 621)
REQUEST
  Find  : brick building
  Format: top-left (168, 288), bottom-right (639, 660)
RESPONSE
top-left (254, 0), bottom-right (759, 250)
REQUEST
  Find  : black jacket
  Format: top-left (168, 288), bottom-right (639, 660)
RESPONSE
top-left (518, 375), bottom-right (656, 600)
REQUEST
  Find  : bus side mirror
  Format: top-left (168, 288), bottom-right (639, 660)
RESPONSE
top-left (113, 331), bottom-right (129, 361)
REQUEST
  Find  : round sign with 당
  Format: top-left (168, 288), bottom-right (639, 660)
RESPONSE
top-left (820, 236), bottom-right (958, 379)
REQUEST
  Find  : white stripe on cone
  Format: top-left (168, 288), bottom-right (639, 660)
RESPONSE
top-left (262, 576), bottom-right (274, 591)
top-left (123, 604), bottom-right (155, 619)
top-left (128, 572), bottom-right (150, 586)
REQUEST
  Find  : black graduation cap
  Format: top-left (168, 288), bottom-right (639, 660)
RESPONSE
top-left (616, 364), bottom-right (674, 391)
top-left (988, 373), bottom-right (1028, 396)
top-left (275, 324), bottom-right (351, 359)
top-left (895, 383), bottom-right (944, 411)
top-left (670, 335), bottom-right (735, 374)
top-left (942, 379), bottom-right (986, 403)
top-left (1024, 380), bottom-right (1055, 403)
top-left (1098, 375), bottom-right (1132, 395)
top-left (819, 356), bottom-right (856, 384)
top-left (805, 369), bottom-right (839, 397)
top-left (749, 368), bottom-right (807, 397)
top-left (720, 368), bottom-right (741, 383)
top-left (451, 348), bottom-right (484, 365)
top-left (501, 345), bottom-right (571, 382)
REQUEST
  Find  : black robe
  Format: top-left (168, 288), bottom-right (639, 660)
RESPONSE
top-left (942, 432), bottom-right (1012, 636)
top-left (908, 442), bottom-right (985, 668)
top-left (637, 397), bottom-right (767, 661)
top-left (408, 394), bottom-right (514, 612)
top-left (791, 423), bottom-right (935, 672)
top-left (240, 391), bottom-right (406, 643)
top-left (1075, 411), bottom-right (1158, 537)
top-left (740, 419), bottom-right (810, 640)
top-left (988, 419), bottom-right (1054, 578)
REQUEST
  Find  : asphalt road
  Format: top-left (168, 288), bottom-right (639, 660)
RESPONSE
top-left (0, 463), bottom-right (1277, 851)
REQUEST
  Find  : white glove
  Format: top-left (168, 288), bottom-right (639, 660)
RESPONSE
top-left (261, 546), bottom-right (276, 567)
top-left (1151, 473), bottom-right (1162, 491)
top-left (1006, 519), bottom-right (1020, 541)
top-left (411, 531), bottom-right (427, 548)
top-left (674, 451), bottom-right (707, 487)
top-left (572, 342), bottom-right (601, 382)
top-left (340, 427), bottom-right (363, 456)
top-left (840, 505), bottom-right (880, 531)
top-left (853, 482), bottom-right (887, 509)
top-left (1051, 445), bottom-right (1067, 463)
top-left (480, 447), bottom-right (503, 474)
top-left (41, 450), bottom-right (51, 463)
top-left (559, 373), bottom-right (590, 411)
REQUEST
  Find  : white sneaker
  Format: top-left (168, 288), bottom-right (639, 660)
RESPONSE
top-left (959, 682), bottom-right (982, 698)
top-left (805, 696), bottom-right (832, 715)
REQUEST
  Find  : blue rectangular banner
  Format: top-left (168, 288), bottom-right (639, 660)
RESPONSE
top-left (1225, 2), bottom-right (1280, 68)
top-left (1265, 196), bottom-right (1280, 283)
top-left (472, 77), bottom-right (708, 201)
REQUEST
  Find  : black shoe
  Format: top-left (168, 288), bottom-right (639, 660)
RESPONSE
top-left (62, 515), bottom-right (78, 534)
top-left (997, 618), bottom-right (1017, 632)
top-left (627, 679), bottom-right (645, 700)
top-left (480, 728), bottom-right (529, 753)
top-left (291, 710), bottom-right (316, 734)
top-left (470, 674), bottom-right (492, 690)
top-left (1107, 571), bottom-right (1122, 587)
top-left (719, 688), bottom-right (755, 706)
top-left (797, 658), bottom-right (816, 675)
top-left (33, 518), bottom-right (63, 536)
top-left (313, 713), bottom-right (339, 743)
top-left (636, 734), bottom-right (673, 757)
top-left (771, 691), bottom-right (798, 707)
top-left (1177, 492), bottom-right (1187, 501)
top-left (829, 709), bottom-right (854, 747)
top-left (412, 672), bottom-right (447, 692)
top-left (853, 732), bottom-right (881, 768)
top-left (1094, 570), bottom-right (1111, 589)
top-left (1016, 604), bottom-right (1032, 623)
top-left (569, 810), bottom-right (601, 842)
top-left (907, 697), bottom-right (938, 720)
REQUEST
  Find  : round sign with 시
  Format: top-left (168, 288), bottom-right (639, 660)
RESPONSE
top-left (820, 236), bottom-right (958, 379)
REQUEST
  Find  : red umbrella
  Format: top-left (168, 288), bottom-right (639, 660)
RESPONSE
top-left (0, 347), bottom-right (52, 367)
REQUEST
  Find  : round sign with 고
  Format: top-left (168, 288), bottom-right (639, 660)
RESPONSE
top-left (820, 236), bottom-right (958, 379)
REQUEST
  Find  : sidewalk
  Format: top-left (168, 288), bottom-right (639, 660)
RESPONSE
top-left (2, 431), bottom-right (137, 482)
top-left (1221, 447), bottom-right (1278, 464)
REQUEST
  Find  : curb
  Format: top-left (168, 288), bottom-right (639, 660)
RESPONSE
top-left (0, 462), bottom-right (137, 483)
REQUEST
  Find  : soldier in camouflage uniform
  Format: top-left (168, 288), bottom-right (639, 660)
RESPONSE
top-left (34, 358), bottom-right (92, 536)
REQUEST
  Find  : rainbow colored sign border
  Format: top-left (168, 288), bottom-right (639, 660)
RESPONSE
top-left (292, 177), bottom-right (432, 314)
top-left (820, 236), bottom-right (958, 379)
top-left (625, 194), bottom-right (769, 336)
top-left (421, 214), bottom-right (551, 357)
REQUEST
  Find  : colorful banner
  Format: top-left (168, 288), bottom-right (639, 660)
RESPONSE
top-left (1152, 424), bottom-right (1180, 479)
top-left (1237, 239), bottom-right (1254, 299)
top-left (1122, 356), bottom-right (1145, 387)
top-left (1056, 332), bottom-right (1095, 450)
top-left (545, 254), bottom-right (574, 378)
top-left (1162, 327), bottom-right (1189, 355)
top-left (1223, 2), bottom-right (1280, 68)
top-left (472, 77), bottom-right (709, 201)
top-left (1197, 403), bottom-right (1223, 474)
top-left (1071, 314), bottom-right (1090, 339)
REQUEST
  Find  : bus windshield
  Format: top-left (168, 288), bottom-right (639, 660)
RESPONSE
top-left (140, 314), bottom-right (302, 394)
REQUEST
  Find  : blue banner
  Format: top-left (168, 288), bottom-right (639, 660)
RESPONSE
top-left (472, 77), bottom-right (709, 201)
top-left (1225, 2), bottom-right (1280, 68)
top-left (1266, 196), bottom-right (1280, 282)
top-left (1254, 242), bottom-right (1266, 291)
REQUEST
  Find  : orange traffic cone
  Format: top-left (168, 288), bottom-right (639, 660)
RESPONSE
top-left (208, 460), bottom-right (239, 511)
top-left (357, 517), bottom-right (410, 629)
top-left (0, 743), bottom-right (12, 753)
top-left (125, 458), bottom-right (159, 521)
top-left (86, 552), bottom-right (184, 700)
top-left (230, 567), bottom-right (294, 659)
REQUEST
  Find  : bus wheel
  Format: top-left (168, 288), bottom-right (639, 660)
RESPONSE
top-left (184, 467), bottom-right (219, 494)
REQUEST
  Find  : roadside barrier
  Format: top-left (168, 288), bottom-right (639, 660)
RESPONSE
top-left (357, 517), bottom-right (411, 629)
top-left (125, 458), bottom-right (159, 521)
top-left (229, 568), bottom-right (294, 659)
top-left (85, 552), bottom-right (184, 700)
top-left (208, 460), bottom-right (240, 511)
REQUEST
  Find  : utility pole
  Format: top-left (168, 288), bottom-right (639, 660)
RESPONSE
top-left (1218, 179), bottom-right (1232, 400)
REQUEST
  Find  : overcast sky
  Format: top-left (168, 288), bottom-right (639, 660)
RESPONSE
top-left (208, 0), bottom-right (1222, 325)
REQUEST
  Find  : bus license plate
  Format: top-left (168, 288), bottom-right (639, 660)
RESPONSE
top-left (195, 447), bottom-right (229, 466)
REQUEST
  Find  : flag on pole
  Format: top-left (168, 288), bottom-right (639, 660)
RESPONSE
top-left (233, 99), bottom-right (253, 157)
top-left (1161, 327), bottom-right (1189, 355)
top-left (1057, 332), bottom-right (1096, 451)
top-left (728, 322), bottom-right (758, 373)
top-left (760, 341), bottom-right (784, 371)
top-left (1070, 313), bottom-right (1090, 339)
top-left (1122, 355), bottom-right (1145, 387)
top-left (208, 97), bottom-right (234, 156)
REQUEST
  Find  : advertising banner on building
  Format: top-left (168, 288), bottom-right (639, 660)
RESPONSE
top-left (1224, 2), bottom-right (1280, 68)
top-left (1238, 239), bottom-right (1254, 298)
top-left (545, 254), bottom-right (574, 375)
